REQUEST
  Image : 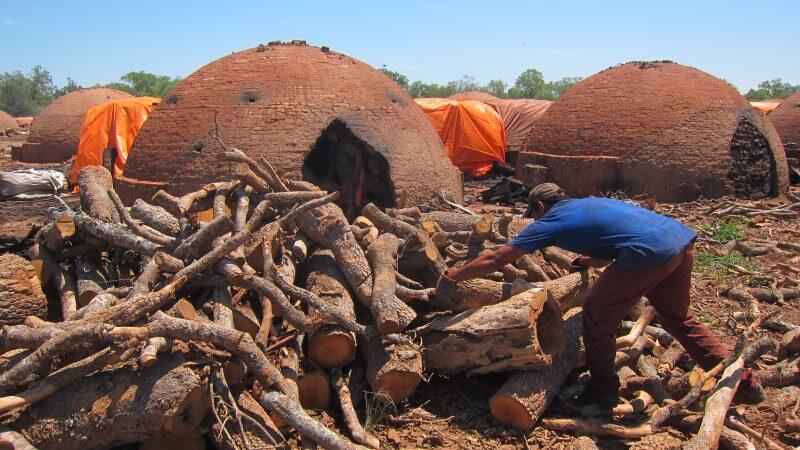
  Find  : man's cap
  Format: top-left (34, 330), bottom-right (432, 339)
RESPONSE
top-left (523, 183), bottom-right (565, 218)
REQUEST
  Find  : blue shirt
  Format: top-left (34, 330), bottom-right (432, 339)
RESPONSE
top-left (509, 198), bottom-right (697, 269)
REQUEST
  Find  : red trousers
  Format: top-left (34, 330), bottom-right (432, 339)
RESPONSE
top-left (582, 245), bottom-right (754, 392)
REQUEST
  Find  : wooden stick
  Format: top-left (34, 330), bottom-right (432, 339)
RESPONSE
top-left (259, 391), bottom-right (370, 450)
top-left (0, 424), bottom-right (38, 450)
top-left (330, 368), bottom-right (380, 449)
top-left (616, 306), bottom-right (656, 348)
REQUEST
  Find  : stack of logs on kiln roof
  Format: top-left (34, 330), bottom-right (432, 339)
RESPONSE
top-left (0, 148), bottom-right (606, 449)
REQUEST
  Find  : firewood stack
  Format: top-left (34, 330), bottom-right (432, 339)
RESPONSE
top-left (0, 151), bottom-right (795, 450)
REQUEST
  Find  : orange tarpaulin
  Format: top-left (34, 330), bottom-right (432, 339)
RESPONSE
top-left (415, 98), bottom-right (506, 177)
top-left (69, 96), bottom-right (160, 184)
top-left (750, 99), bottom-right (782, 115)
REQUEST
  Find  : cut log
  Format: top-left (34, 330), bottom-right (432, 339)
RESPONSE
top-left (433, 276), bottom-right (514, 312)
top-left (75, 259), bottom-right (106, 306)
top-left (419, 211), bottom-right (480, 232)
top-left (139, 435), bottom-right (206, 450)
top-left (515, 254), bottom-right (550, 282)
top-left (30, 245), bottom-right (76, 320)
top-left (7, 354), bottom-right (209, 450)
top-left (36, 214), bottom-right (75, 253)
top-left (489, 308), bottom-right (583, 429)
top-left (755, 356), bottom-right (800, 387)
top-left (330, 368), bottom-right (380, 449)
top-left (305, 249), bottom-right (357, 369)
top-left (398, 229), bottom-right (446, 286)
top-left (77, 166), bottom-right (120, 223)
top-left (534, 269), bottom-right (600, 312)
top-left (0, 253), bottom-right (48, 325)
top-left (0, 424), bottom-right (37, 450)
top-left (367, 233), bottom-right (411, 334)
top-left (130, 199), bottom-right (180, 236)
top-left (358, 332), bottom-right (422, 403)
top-left (777, 328), bottom-right (800, 360)
top-left (361, 203), bottom-right (416, 238)
top-left (418, 288), bottom-right (565, 376)
top-left (298, 363), bottom-right (332, 410)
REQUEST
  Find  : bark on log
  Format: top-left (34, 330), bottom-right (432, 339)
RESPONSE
top-left (433, 276), bottom-right (513, 312)
top-left (7, 354), bottom-right (208, 450)
top-left (515, 254), bottom-right (550, 282)
top-left (684, 338), bottom-right (776, 450)
top-left (77, 166), bottom-right (120, 223)
top-left (305, 249), bottom-right (357, 369)
top-left (0, 424), bottom-right (37, 450)
top-left (418, 288), bottom-right (565, 376)
top-left (489, 309), bottom-right (583, 429)
top-left (419, 211), bottom-right (480, 232)
top-left (107, 189), bottom-right (174, 247)
top-left (361, 203), bottom-right (417, 238)
top-left (259, 391), bottom-right (369, 450)
top-left (75, 259), bottom-right (106, 306)
top-left (0, 253), bottom-right (48, 326)
top-left (130, 199), bottom-right (180, 236)
top-left (367, 233), bottom-right (413, 334)
top-left (755, 356), bottom-right (800, 387)
top-left (398, 229), bottom-right (446, 287)
top-left (52, 209), bottom-right (161, 256)
top-left (534, 269), bottom-right (600, 312)
top-left (777, 328), bottom-right (800, 360)
top-left (330, 368), bottom-right (380, 449)
top-left (36, 214), bottom-right (75, 253)
top-left (358, 332), bottom-right (422, 403)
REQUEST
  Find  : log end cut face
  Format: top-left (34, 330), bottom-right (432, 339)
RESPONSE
top-left (488, 394), bottom-right (540, 430)
top-left (375, 370), bottom-right (423, 403)
top-left (308, 328), bottom-right (357, 369)
top-left (516, 61), bottom-right (790, 202)
top-left (119, 41), bottom-right (462, 207)
top-left (18, 87), bottom-right (133, 163)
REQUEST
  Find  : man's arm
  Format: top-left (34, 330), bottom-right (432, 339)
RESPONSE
top-left (444, 245), bottom-right (527, 282)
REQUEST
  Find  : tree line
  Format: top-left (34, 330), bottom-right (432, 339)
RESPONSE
top-left (380, 67), bottom-right (582, 100)
top-left (0, 67), bottom-right (181, 116)
top-left (1, 65), bottom-right (797, 117)
top-left (380, 67), bottom-right (799, 103)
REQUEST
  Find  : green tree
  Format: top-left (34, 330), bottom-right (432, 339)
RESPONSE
top-left (454, 75), bottom-right (478, 93)
top-left (55, 77), bottom-right (81, 97)
top-left (745, 78), bottom-right (799, 101)
top-left (105, 71), bottom-right (182, 98)
top-left (0, 66), bottom-right (57, 116)
top-left (379, 67), bottom-right (409, 90)
top-left (508, 68), bottom-right (548, 99)
top-left (480, 79), bottom-right (508, 98)
top-left (547, 76), bottom-right (582, 98)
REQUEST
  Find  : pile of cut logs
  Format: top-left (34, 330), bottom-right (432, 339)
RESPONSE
top-left (0, 151), bottom-right (797, 449)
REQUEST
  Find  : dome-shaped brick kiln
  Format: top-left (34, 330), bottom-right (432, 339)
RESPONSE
top-left (119, 41), bottom-right (462, 207)
top-left (17, 87), bottom-right (133, 163)
top-left (0, 109), bottom-right (17, 132)
top-left (769, 90), bottom-right (800, 150)
top-left (516, 61), bottom-right (790, 201)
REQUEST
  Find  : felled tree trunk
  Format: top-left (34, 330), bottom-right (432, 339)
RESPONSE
top-left (130, 199), bottom-right (180, 236)
top-left (358, 332), bottom-right (422, 403)
top-left (488, 309), bottom-right (584, 430)
top-left (433, 277), bottom-right (514, 312)
top-left (7, 354), bottom-right (209, 450)
top-left (535, 269), bottom-right (600, 312)
top-left (0, 253), bottom-right (48, 325)
top-left (755, 356), bottom-right (800, 387)
top-left (418, 288), bottom-right (565, 376)
top-left (419, 211), bottom-right (480, 232)
top-left (75, 259), bottom-right (106, 306)
top-left (367, 233), bottom-right (410, 334)
top-left (305, 249), bottom-right (357, 369)
top-left (77, 166), bottom-right (120, 223)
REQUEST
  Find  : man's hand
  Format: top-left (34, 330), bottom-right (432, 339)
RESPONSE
top-left (442, 245), bottom-right (526, 283)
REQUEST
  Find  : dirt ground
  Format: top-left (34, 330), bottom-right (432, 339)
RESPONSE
top-left (351, 179), bottom-right (800, 449)
top-left (1, 133), bottom-right (798, 448)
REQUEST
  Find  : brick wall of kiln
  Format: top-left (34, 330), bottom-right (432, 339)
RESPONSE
top-left (17, 88), bottom-right (132, 163)
top-left (769, 91), bottom-right (800, 149)
top-left (121, 44), bottom-right (461, 206)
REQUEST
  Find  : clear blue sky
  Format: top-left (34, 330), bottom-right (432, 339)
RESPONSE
top-left (2, 0), bottom-right (798, 92)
